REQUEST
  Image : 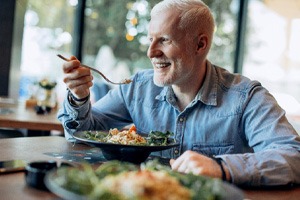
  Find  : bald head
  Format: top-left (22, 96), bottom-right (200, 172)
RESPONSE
top-left (151, 0), bottom-right (215, 51)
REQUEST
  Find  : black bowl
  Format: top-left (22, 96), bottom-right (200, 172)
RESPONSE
top-left (100, 146), bottom-right (152, 164)
top-left (25, 161), bottom-right (72, 190)
top-left (25, 161), bottom-right (57, 190)
top-left (73, 131), bottom-right (179, 164)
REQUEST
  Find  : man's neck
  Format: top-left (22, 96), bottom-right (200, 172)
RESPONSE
top-left (172, 85), bottom-right (199, 111)
top-left (172, 62), bottom-right (207, 111)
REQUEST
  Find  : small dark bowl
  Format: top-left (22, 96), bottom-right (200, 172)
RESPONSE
top-left (25, 161), bottom-right (57, 190)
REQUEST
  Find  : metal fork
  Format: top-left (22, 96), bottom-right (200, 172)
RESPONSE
top-left (57, 54), bottom-right (132, 85)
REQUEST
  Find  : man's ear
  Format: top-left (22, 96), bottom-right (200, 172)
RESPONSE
top-left (198, 41), bottom-right (204, 49)
top-left (197, 34), bottom-right (208, 51)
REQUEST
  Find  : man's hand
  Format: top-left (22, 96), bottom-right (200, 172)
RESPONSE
top-left (170, 150), bottom-right (231, 180)
top-left (62, 56), bottom-right (93, 100)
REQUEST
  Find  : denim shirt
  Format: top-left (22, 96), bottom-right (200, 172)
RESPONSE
top-left (58, 61), bottom-right (300, 186)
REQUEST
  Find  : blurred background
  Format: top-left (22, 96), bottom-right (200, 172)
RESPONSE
top-left (1, 0), bottom-right (300, 119)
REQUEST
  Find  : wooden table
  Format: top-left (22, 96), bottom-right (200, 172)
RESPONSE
top-left (0, 101), bottom-right (63, 132)
top-left (0, 136), bottom-right (89, 200)
top-left (0, 137), bottom-right (299, 200)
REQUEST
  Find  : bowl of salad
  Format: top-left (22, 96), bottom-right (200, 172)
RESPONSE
top-left (72, 125), bottom-right (179, 164)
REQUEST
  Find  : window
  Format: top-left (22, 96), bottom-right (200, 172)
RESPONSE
top-left (14, 0), bottom-right (76, 102)
top-left (243, 0), bottom-right (300, 114)
top-left (206, 0), bottom-right (239, 72)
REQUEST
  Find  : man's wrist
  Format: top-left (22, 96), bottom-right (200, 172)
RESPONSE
top-left (67, 89), bottom-right (89, 106)
top-left (212, 156), bottom-right (232, 182)
top-left (212, 157), bottom-right (227, 181)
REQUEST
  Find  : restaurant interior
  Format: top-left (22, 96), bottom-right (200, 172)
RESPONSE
top-left (0, 0), bottom-right (300, 199)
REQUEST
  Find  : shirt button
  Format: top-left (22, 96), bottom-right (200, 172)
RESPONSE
top-left (179, 117), bottom-right (184, 122)
top-left (174, 149), bottom-right (179, 154)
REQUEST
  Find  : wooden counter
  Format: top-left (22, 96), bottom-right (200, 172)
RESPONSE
top-left (0, 101), bottom-right (63, 132)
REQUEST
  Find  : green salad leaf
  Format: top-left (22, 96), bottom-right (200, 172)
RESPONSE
top-left (95, 160), bottom-right (138, 179)
top-left (146, 130), bottom-right (175, 146)
top-left (84, 131), bottom-right (108, 142)
top-left (53, 164), bottom-right (98, 195)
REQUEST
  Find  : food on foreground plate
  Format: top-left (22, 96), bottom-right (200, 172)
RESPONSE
top-left (92, 170), bottom-right (191, 200)
top-left (83, 125), bottom-right (175, 146)
top-left (49, 160), bottom-right (224, 200)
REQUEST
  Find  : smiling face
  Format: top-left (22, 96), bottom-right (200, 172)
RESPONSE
top-left (147, 9), bottom-right (200, 87)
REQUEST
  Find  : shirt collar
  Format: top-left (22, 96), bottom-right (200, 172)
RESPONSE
top-left (155, 86), bottom-right (169, 101)
top-left (155, 61), bottom-right (218, 106)
top-left (196, 61), bottom-right (218, 106)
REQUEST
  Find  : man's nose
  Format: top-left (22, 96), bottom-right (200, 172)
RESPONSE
top-left (147, 42), bottom-right (162, 58)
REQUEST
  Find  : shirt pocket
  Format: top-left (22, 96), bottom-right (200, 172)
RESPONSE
top-left (192, 143), bottom-right (234, 157)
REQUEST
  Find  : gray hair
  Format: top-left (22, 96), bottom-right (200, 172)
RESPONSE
top-left (151, 0), bottom-right (215, 47)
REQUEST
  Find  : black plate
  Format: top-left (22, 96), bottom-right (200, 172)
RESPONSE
top-left (73, 131), bottom-right (179, 164)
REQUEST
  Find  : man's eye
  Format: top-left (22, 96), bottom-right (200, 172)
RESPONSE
top-left (161, 38), bottom-right (170, 43)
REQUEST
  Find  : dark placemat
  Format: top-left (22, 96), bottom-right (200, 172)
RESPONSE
top-left (45, 148), bottom-right (172, 166)
top-left (44, 148), bottom-right (106, 164)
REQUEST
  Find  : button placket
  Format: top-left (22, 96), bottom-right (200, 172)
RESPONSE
top-left (174, 115), bottom-right (186, 157)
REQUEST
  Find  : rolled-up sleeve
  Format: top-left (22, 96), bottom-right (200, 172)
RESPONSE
top-left (57, 92), bottom-right (92, 140)
top-left (219, 83), bottom-right (300, 186)
top-left (220, 146), bottom-right (300, 186)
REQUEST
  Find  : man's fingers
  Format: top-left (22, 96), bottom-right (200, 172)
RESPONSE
top-left (170, 155), bottom-right (186, 171)
top-left (169, 159), bottom-right (175, 166)
top-left (62, 59), bottom-right (81, 73)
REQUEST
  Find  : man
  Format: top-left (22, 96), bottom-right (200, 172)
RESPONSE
top-left (58, 0), bottom-right (300, 186)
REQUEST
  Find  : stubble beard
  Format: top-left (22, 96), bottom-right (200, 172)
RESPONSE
top-left (153, 59), bottom-right (182, 87)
